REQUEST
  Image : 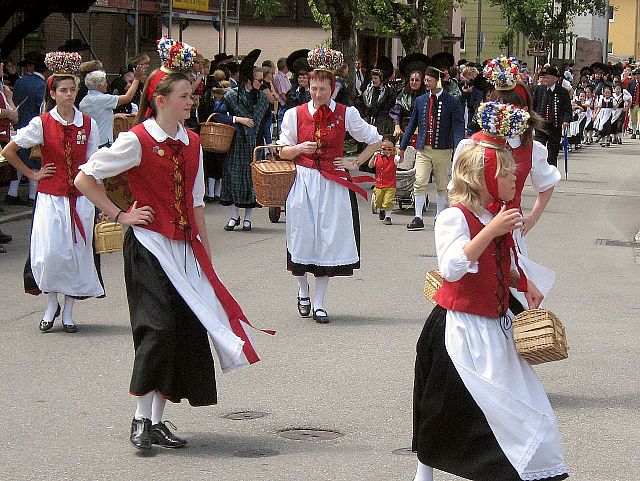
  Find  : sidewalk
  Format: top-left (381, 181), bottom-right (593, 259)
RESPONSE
top-left (0, 182), bottom-right (33, 224)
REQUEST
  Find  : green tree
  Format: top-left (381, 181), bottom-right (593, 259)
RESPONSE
top-left (490, 0), bottom-right (608, 53)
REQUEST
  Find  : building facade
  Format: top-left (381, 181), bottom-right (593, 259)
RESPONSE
top-left (608, 0), bottom-right (640, 61)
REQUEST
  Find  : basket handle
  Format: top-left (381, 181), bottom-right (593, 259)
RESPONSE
top-left (252, 144), bottom-right (287, 163)
top-left (205, 113), bottom-right (219, 123)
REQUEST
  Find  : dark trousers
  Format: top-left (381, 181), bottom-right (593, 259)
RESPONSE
top-left (534, 123), bottom-right (562, 167)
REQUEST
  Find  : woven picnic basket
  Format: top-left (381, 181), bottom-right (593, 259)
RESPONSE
top-left (512, 308), bottom-right (568, 365)
top-left (200, 113), bottom-right (235, 153)
top-left (113, 115), bottom-right (137, 139)
top-left (251, 145), bottom-right (296, 207)
top-left (423, 269), bottom-right (444, 304)
top-left (94, 220), bottom-right (124, 254)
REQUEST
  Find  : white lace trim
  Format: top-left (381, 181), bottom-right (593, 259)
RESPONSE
top-left (520, 465), bottom-right (568, 480)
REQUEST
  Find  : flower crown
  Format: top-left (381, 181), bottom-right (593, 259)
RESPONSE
top-left (44, 52), bottom-right (82, 75)
top-left (483, 56), bottom-right (521, 90)
top-left (307, 47), bottom-right (343, 72)
top-left (156, 36), bottom-right (197, 72)
top-left (475, 101), bottom-right (529, 138)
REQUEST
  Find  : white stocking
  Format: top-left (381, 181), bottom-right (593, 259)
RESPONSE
top-left (414, 194), bottom-right (426, 218)
top-left (134, 391), bottom-right (154, 420)
top-left (296, 274), bottom-right (310, 301)
top-left (214, 178), bottom-right (222, 197)
top-left (62, 296), bottom-right (75, 325)
top-left (28, 175), bottom-right (37, 200)
top-left (43, 292), bottom-right (59, 322)
top-left (206, 178), bottom-right (215, 197)
top-left (151, 392), bottom-right (167, 425)
top-left (436, 194), bottom-right (448, 216)
top-left (414, 460), bottom-right (434, 481)
top-left (228, 205), bottom-right (240, 226)
top-left (244, 208), bottom-right (253, 222)
top-left (313, 276), bottom-right (329, 311)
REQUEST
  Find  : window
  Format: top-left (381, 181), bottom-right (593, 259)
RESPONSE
top-left (608, 5), bottom-right (615, 21)
top-left (460, 20), bottom-right (466, 51)
top-left (608, 42), bottom-right (613, 53)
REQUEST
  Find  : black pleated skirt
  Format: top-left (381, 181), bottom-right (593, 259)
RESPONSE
top-left (123, 229), bottom-right (217, 406)
top-left (412, 304), bottom-right (568, 481)
top-left (287, 190), bottom-right (361, 277)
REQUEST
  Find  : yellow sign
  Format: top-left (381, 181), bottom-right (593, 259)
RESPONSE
top-left (173, 0), bottom-right (209, 12)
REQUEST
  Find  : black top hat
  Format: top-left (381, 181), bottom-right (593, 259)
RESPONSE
top-left (375, 56), bottom-right (394, 79)
top-left (17, 51), bottom-right (46, 68)
top-left (424, 66), bottom-right (444, 79)
top-left (540, 66), bottom-right (561, 78)
top-left (57, 38), bottom-right (90, 52)
top-left (399, 53), bottom-right (430, 78)
top-left (430, 52), bottom-right (455, 69)
top-left (213, 52), bottom-right (233, 64)
top-left (286, 49), bottom-right (310, 75)
top-left (240, 49), bottom-right (261, 77)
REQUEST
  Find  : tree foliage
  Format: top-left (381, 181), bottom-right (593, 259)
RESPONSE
top-left (489, 0), bottom-right (609, 49)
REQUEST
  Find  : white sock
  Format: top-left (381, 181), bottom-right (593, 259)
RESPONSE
top-left (43, 292), bottom-right (59, 322)
top-left (414, 460), bottom-right (434, 481)
top-left (214, 178), bottom-right (222, 197)
top-left (62, 296), bottom-right (75, 325)
top-left (313, 276), bottom-right (329, 312)
top-left (414, 195), bottom-right (426, 218)
top-left (228, 205), bottom-right (240, 226)
top-left (151, 392), bottom-right (166, 425)
top-left (134, 391), bottom-right (154, 420)
top-left (244, 208), bottom-right (253, 222)
top-left (385, 211), bottom-right (392, 219)
top-left (28, 175), bottom-right (37, 200)
top-left (436, 194), bottom-right (448, 216)
top-left (297, 274), bottom-right (310, 302)
top-left (206, 178), bottom-right (215, 197)
top-left (7, 178), bottom-right (20, 197)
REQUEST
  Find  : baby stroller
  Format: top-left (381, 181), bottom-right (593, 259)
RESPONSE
top-left (370, 146), bottom-right (427, 213)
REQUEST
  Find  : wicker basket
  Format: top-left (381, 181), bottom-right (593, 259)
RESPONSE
top-left (251, 145), bottom-right (296, 207)
top-left (94, 221), bottom-right (124, 254)
top-left (113, 115), bottom-right (137, 139)
top-left (423, 269), bottom-right (444, 304)
top-left (200, 113), bottom-right (235, 153)
top-left (512, 309), bottom-right (568, 365)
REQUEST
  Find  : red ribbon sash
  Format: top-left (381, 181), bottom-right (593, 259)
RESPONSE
top-left (295, 156), bottom-right (374, 200)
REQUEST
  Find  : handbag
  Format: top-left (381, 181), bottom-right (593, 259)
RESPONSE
top-left (94, 219), bottom-right (124, 254)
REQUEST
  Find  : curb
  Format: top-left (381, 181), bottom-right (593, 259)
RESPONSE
top-left (0, 210), bottom-right (32, 225)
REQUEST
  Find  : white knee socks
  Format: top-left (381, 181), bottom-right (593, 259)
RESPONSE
top-left (414, 460), bottom-right (434, 481)
top-left (61, 296), bottom-right (75, 325)
top-left (414, 195), bottom-right (427, 218)
top-left (214, 178), bottom-right (222, 197)
top-left (436, 194), bottom-right (448, 216)
top-left (313, 277), bottom-right (329, 311)
top-left (7, 173), bottom-right (36, 199)
top-left (228, 205), bottom-right (240, 226)
top-left (206, 178), bottom-right (215, 197)
top-left (244, 208), bottom-right (253, 222)
top-left (296, 274), bottom-right (310, 301)
top-left (151, 392), bottom-right (167, 425)
top-left (134, 391), bottom-right (154, 420)
top-left (43, 292), bottom-right (59, 322)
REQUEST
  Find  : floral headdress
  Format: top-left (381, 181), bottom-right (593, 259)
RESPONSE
top-left (307, 47), bottom-right (344, 73)
top-left (483, 56), bottom-right (521, 91)
top-left (475, 101), bottom-right (529, 139)
top-left (44, 51), bottom-right (82, 75)
top-left (45, 51), bottom-right (82, 90)
top-left (143, 37), bottom-right (198, 118)
top-left (156, 36), bottom-right (197, 73)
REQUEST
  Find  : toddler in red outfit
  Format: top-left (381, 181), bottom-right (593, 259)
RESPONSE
top-left (368, 136), bottom-right (398, 224)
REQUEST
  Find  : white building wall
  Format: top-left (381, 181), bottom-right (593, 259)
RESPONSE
top-left (572, 13), bottom-right (607, 60)
top-left (163, 23), bottom-right (329, 64)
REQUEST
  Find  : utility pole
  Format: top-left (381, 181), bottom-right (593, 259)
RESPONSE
top-left (476, 0), bottom-right (482, 64)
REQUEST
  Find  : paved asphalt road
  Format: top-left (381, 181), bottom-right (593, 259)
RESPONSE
top-left (1, 139), bottom-right (639, 481)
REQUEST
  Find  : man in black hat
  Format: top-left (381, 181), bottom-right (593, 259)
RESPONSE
top-left (5, 52), bottom-right (48, 206)
top-left (399, 66), bottom-right (464, 229)
top-left (213, 52), bottom-right (233, 68)
top-left (532, 66), bottom-right (572, 167)
top-left (627, 68), bottom-right (640, 138)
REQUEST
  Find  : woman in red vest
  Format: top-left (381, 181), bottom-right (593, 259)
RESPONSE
top-left (278, 48), bottom-right (382, 323)
top-left (75, 38), bottom-right (270, 451)
top-left (412, 105), bottom-right (568, 481)
top-left (2, 51), bottom-right (103, 333)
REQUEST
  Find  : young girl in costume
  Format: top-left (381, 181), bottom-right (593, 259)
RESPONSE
top-left (1, 51), bottom-right (103, 333)
top-left (593, 84), bottom-right (615, 146)
top-left (75, 37), bottom-right (271, 451)
top-left (412, 103), bottom-right (568, 481)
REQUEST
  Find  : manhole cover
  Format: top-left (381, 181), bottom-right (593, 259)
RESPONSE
top-left (277, 428), bottom-right (343, 441)
top-left (223, 411), bottom-right (268, 421)
top-left (392, 447), bottom-right (414, 456)
top-left (234, 448), bottom-right (279, 458)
